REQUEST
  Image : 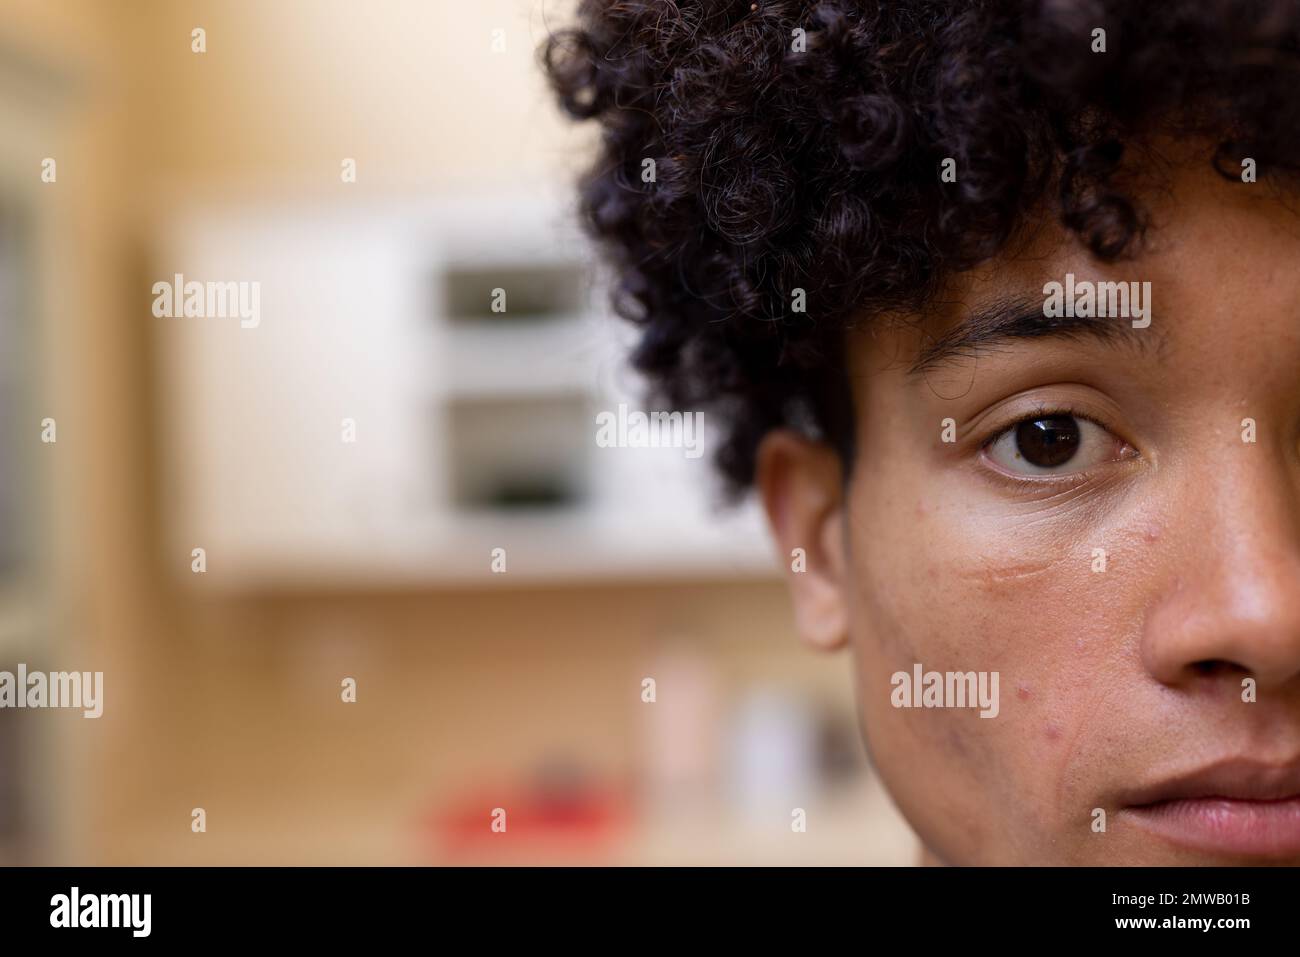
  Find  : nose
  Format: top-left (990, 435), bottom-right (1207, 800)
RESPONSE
top-left (1141, 458), bottom-right (1300, 692)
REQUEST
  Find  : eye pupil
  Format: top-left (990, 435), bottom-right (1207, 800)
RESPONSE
top-left (1014, 416), bottom-right (1080, 468)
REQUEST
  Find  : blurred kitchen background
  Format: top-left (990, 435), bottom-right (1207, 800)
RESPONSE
top-left (0, 0), bottom-right (915, 865)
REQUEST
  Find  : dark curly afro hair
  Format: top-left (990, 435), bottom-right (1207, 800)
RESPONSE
top-left (542, 0), bottom-right (1300, 496)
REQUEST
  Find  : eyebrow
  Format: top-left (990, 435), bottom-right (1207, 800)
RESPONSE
top-left (906, 295), bottom-right (1162, 376)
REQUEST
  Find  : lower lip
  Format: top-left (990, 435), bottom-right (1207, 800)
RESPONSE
top-left (1124, 797), bottom-right (1300, 857)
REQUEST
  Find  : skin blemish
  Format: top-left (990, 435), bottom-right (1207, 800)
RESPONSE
top-left (1044, 723), bottom-right (1063, 742)
top-left (1017, 684), bottom-right (1032, 701)
top-left (962, 555), bottom-right (1059, 590)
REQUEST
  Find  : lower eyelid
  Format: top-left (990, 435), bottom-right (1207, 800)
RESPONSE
top-left (978, 447), bottom-right (1106, 489)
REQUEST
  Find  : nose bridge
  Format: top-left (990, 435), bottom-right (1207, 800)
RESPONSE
top-left (1141, 449), bottom-right (1300, 689)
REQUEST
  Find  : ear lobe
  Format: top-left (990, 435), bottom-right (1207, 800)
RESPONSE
top-left (755, 429), bottom-right (850, 651)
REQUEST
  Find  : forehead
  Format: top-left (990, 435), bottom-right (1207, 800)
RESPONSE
top-left (855, 155), bottom-right (1300, 379)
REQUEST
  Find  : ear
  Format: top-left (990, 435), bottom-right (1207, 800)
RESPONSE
top-left (755, 429), bottom-right (850, 651)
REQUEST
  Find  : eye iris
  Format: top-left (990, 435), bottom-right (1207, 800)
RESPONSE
top-left (1014, 416), bottom-right (1080, 468)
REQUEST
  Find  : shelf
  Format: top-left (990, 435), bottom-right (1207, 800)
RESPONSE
top-left (175, 505), bottom-right (779, 590)
top-left (156, 194), bottom-right (775, 589)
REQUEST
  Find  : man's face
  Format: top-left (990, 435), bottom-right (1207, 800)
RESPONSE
top-left (760, 156), bottom-right (1300, 864)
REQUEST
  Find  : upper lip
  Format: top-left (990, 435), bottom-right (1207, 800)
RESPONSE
top-left (1121, 757), bottom-right (1300, 807)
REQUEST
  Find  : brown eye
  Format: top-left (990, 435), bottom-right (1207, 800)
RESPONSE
top-left (1014, 416), bottom-right (1080, 468)
top-left (985, 413), bottom-right (1126, 477)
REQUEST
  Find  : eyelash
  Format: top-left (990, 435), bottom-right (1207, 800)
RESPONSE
top-left (977, 404), bottom-right (1080, 453)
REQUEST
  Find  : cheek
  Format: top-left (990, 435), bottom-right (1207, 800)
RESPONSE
top-left (843, 471), bottom-right (1149, 859)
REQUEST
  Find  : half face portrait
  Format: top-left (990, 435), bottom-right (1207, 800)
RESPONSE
top-left (546, 0), bottom-right (1300, 864)
top-left (17, 0), bottom-right (1300, 907)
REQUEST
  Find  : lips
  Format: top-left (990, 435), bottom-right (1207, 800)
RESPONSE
top-left (1120, 758), bottom-right (1300, 857)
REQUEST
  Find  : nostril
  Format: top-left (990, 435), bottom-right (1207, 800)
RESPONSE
top-left (1190, 659), bottom-right (1244, 678)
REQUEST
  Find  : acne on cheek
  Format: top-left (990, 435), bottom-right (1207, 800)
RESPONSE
top-left (878, 490), bottom-right (1154, 843)
top-left (925, 540), bottom-right (1108, 761)
top-left (853, 617), bottom-right (1067, 859)
top-left (858, 491), bottom-right (1097, 717)
top-left (1016, 686), bottom-right (1068, 742)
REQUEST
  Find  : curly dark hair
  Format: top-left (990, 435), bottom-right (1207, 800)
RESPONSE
top-left (542, 0), bottom-right (1300, 495)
